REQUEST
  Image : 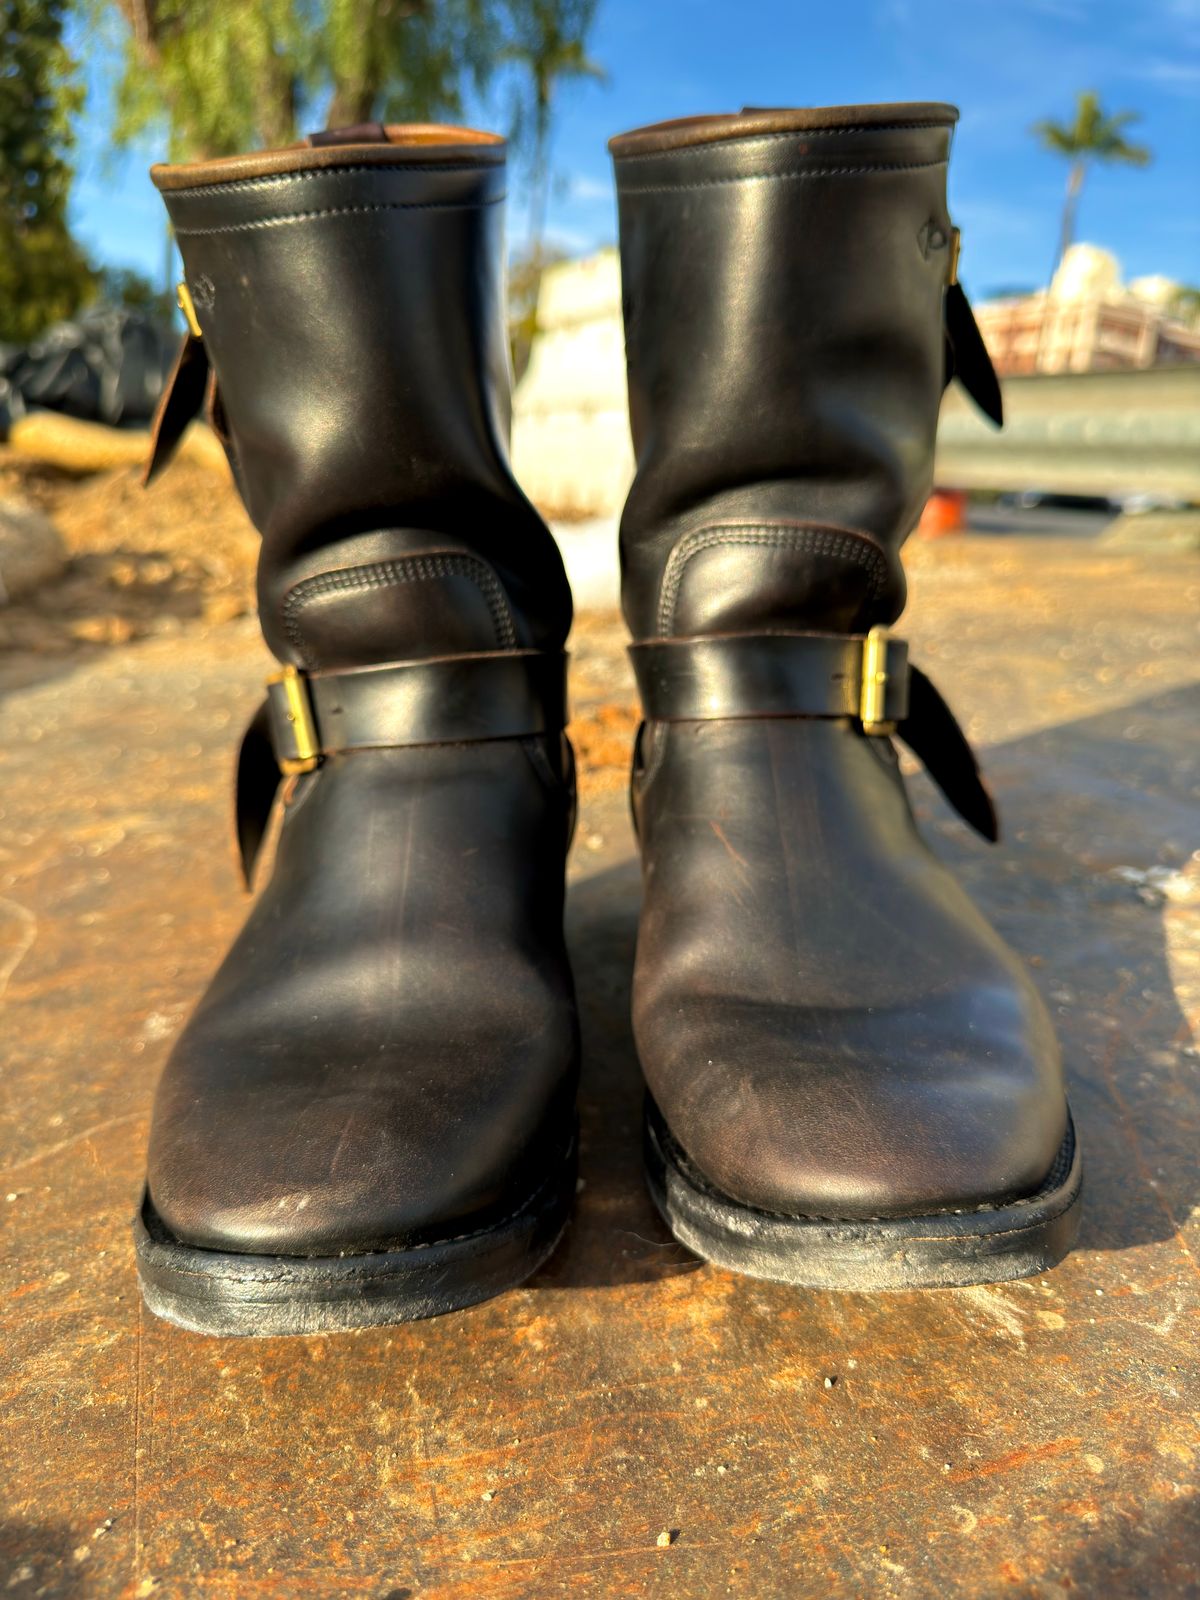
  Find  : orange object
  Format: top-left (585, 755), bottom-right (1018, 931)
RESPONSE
top-left (918, 489), bottom-right (967, 538)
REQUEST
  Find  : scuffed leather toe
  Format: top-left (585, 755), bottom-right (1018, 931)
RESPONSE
top-left (148, 976), bottom-right (574, 1256)
top-left (632, 718), bottom-right (1069, 1221)
top-left (638, 977), bottom-right (1065, 1221)
top-left (147, 741), bottom-right (577, 1257)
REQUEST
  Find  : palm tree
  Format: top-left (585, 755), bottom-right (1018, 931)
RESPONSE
top-left (1033, 90), bottom-right (1152, 276)
top-left (502, 0), bottom-right (605, 267)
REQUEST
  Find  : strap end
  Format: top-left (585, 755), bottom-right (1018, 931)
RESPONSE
top-left (144, 332), bottom-right (211, 487)
top-left (945, 281), bottom-right (1004, 429)
top-left (235, 699), bottom-right (282, 891)
top-left (902, 665), bottom-right (1002, 844)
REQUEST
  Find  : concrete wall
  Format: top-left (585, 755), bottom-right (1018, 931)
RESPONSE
top-left (511, 250), bottom-right (633, 520)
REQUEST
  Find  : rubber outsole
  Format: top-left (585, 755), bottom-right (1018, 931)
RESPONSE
top-left (644, 1100), bottom-right (1082, 1291)
top-left (135, 1132), bottom-right (578, 1336)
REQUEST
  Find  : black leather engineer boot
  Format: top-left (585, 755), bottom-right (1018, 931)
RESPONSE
top-left (610, 104), bottom-right (1081, 1290)
top-left (134, 124), bottom-right (579, 1334)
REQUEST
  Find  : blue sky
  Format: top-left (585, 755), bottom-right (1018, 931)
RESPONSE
top-left (69, 0), bottom-right (1199, 302)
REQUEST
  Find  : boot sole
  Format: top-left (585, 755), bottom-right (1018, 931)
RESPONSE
top-left (134, 1130), bottom-right (578, 1336)
top-left (644, 1100), bottom-right (1081, 1291)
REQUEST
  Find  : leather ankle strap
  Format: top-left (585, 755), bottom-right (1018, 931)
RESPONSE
top-left (266, 651), bottom-right (567, 771)
top-left (235, 649), bottom-right (567, 888)
top-left (630, 630), bottom-right (998, 845)
top-left (630, 631), bottom-right (909, 732)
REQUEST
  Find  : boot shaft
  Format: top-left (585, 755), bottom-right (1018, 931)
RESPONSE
top-left (153, 126), bottom-right (571, 668)
top-left (610, 104), bottom-right (961, 640)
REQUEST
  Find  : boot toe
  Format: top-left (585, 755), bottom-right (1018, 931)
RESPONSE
top-left (147, 983), bottom-right (575, 1257)
top-left (640, 973), bottom-right (1067, 1222)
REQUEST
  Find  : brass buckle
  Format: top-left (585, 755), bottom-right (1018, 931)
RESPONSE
top-left (267, 665), bottom-right (321, 774)
top-left (177, 279), bottom-right (203, 338)
top-left (947, 226), bottom-right (962, 287)
top-left (860, 626), bottom-right (895, 736)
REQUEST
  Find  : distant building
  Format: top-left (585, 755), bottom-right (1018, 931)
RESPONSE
top-left (510, 244), bottom-right (1200, 519)
top-left (975, 244), bottom-right (1200, 376)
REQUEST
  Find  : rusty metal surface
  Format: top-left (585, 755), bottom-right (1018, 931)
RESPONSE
top-left (2, 535), bottom-right (1198, 1598)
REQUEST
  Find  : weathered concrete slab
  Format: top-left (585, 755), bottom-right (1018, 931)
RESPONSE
top-left (2, 535), bottom-right (1198, 1597)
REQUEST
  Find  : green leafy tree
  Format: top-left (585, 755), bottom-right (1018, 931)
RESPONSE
top-left (95, 263), bottom-right (175, 322)
top-left (323, 0), bottom-right (500, 130)
top-left (88, 0), bottom-right (603, 164)
top-left (1032, 90), bottom-right (1152, 275)
top-left (89, 0), bottom-right (321, 158)
top-left (0, 0), bottom-right (96, 342)
top-left (501, 0), bottom-right (604, 264)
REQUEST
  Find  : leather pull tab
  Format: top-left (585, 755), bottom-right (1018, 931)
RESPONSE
top-left (234, 699), bottom-right (282, 890)
top-left (144, 332), bottom-right (210, 486)
top-left (945, 282), bottom-right (1004, 428)
top-left (307, 122), bottom-right (388, 147)
top-left (899, 666), bottom-right (1000, 843)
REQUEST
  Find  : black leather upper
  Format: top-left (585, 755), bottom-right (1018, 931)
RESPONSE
top-left (629, 631), bottom-right (999, 840)
top-left (630, 716), bottom-right (1063, 1218)
top-left (150, 738), bottom-right (576, 1255)
top-left (159, 145), bottom-right (570, 670)
top-left (611, 106), bottom-right (1068, 1220)
top-left (614, 109), bottom-right (959, 641)
top-left (145, 130), bottom-right (578, 1256)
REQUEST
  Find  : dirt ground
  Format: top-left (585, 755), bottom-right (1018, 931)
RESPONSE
top-left (0, 452), bottom-right (257, 658)
top-left (2, 440), bottom-right (1198, 1598)
top-left (0, 446), bottom-right (641, 792)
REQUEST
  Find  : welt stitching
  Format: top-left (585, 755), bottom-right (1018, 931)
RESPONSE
top-left (170, 162), bottom-right (499, 197)
top-left (615, 123), bottom-right (950, 160)
top-left (282, 555), bottom-right (516, 667)
top-left (621, 159), bottom-right (945, 197)
top-left (174, 196), bottom-right (504, 235)
top-left (661, 1116), bottom-right (1076, 1224)
top-left (154, 1132), bottom-right (573, 1269)
top-left (658, 526), bottom-right (889, 635)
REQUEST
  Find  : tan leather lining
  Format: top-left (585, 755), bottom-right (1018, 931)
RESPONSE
top-left (152, 125), bottom-right (504, 191)
top-left (608, 103), bottom-right (957, 157)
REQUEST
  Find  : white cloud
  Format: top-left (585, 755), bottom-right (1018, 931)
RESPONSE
top-left (1130, 57), bottom-right (1200, 87)
top-left (568, 174), bottom-right (612, 203)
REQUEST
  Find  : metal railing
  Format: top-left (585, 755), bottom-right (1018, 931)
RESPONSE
top-left (936, 366), bottom-right (1200, 499)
